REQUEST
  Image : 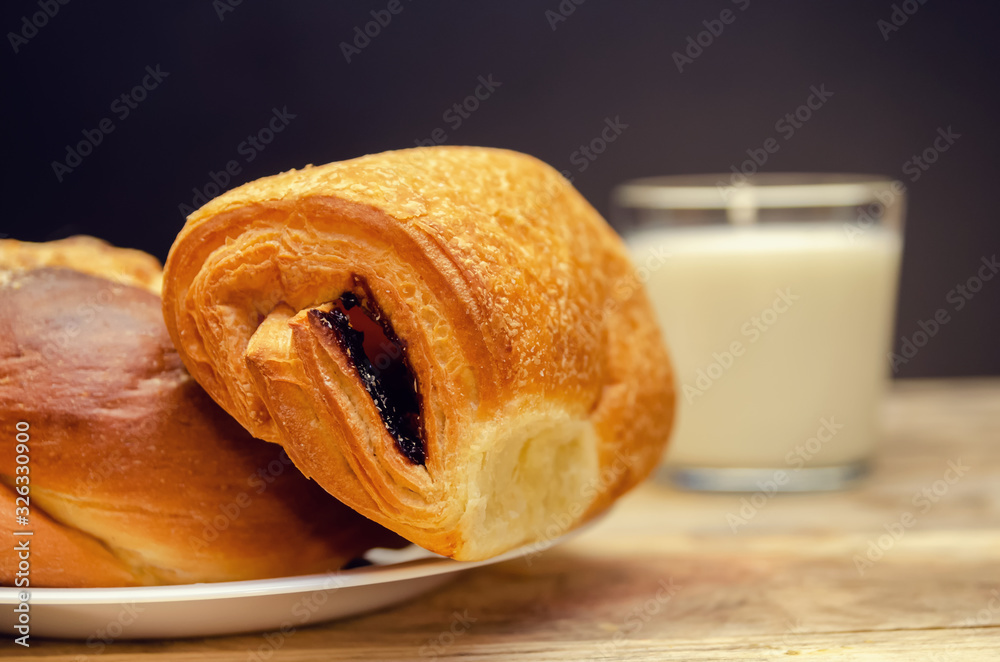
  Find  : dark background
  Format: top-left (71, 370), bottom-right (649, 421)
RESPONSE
top-left (2, 1), bottom-right (997, 377)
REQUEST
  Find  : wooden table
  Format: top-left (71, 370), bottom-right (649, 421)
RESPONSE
top-left (14, 379), bottom-right (1000, 661)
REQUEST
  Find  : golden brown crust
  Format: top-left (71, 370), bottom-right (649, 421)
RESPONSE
top-left (0, 265), bottom-right (401, 587)
top-left (163, 146), bottom-right (675, 560)
top-left (0, 485), bottom-right (141, 588)
top-left (0, 236), bottom-right (163, 294)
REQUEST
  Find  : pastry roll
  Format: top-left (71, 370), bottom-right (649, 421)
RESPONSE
top-left (0, 242), bottom-right (400, 587)
top-left (163, 146), bottom-right (675, 560)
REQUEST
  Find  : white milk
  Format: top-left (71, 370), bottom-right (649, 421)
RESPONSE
top-left (627, 223), bottom-right (901, 470)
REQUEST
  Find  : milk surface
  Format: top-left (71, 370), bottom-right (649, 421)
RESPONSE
top-left (627, 223), bottom-right (901, 469)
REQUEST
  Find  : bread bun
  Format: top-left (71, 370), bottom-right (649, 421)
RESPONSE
top-left (0, 235), bottom-right (163, 293)
top-left (0, 242), bottom-right (401, 587)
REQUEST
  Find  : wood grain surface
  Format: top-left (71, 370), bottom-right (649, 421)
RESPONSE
top-left (9, 378), bottom-right (1000, 661)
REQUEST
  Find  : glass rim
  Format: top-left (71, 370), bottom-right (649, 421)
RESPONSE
top-left (613, 173), bottom-right (905, 212)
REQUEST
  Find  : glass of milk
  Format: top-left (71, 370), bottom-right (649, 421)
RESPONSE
top-left (614, 174), bottom-right (904, 491)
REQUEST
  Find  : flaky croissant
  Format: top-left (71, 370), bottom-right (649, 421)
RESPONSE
top-left (0, 240), bottom-right (400, 587)
top-left (163, 146), bottom-right (675, 560)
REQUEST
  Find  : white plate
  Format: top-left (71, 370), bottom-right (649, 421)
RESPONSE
top-left (0, 530), bottom-right (577, 640)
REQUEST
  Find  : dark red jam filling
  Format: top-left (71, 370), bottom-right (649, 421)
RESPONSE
top-left (309, 278), bottom-right (426, 466)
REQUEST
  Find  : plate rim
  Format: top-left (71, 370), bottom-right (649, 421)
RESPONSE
top-left (0, 521), bottom-right (582, 606)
